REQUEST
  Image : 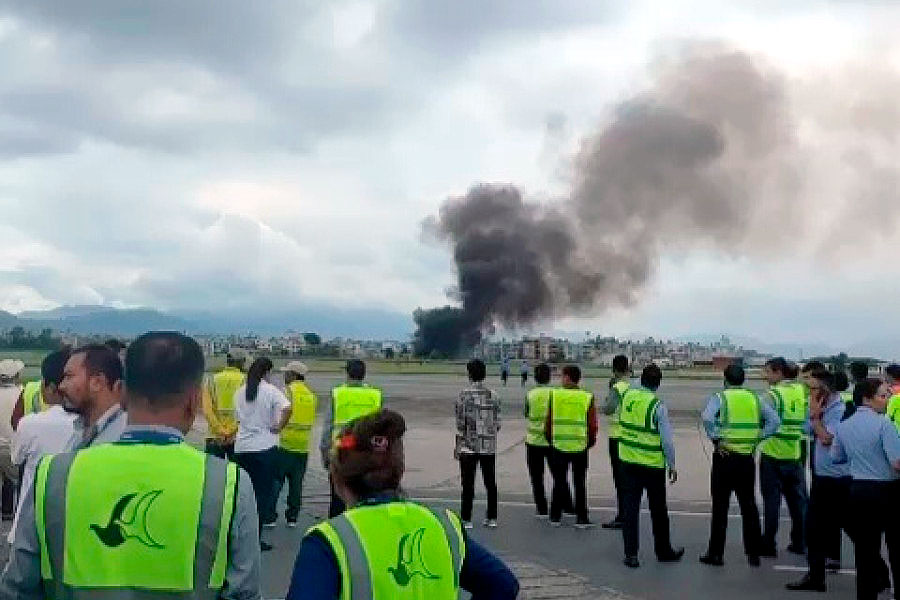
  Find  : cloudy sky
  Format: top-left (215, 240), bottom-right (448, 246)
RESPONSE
top-left (1, 1), bottom-right (899, 350)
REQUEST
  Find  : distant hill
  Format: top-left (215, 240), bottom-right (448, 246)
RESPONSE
top-left (14, 306), bottom-right (193, 336)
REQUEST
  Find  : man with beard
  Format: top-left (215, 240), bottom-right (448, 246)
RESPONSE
top-left (7, 348), bottom-right (78, 543)
top-left (59, 344), bottom-right (125, 449)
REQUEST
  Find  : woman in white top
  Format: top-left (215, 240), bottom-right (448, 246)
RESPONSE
top-left (233, 357), bottom-right (292, 551)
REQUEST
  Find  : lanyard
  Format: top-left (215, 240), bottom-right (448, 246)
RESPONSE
top-left (118, 429), bottom-right (184, 445)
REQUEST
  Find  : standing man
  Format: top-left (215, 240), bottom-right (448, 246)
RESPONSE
top-left (59, 344), bottom-right (125, 449)
top-left (787, 369), bottom-right (871, 592)
top-left (618, 364), bottom-right (684, 568)
top-left (0, 331), bottom-right (261, 599)
top-left (500, 357), bottom-right (510, 387)
top-left (524, 362), bottom-right (573, 518)
top-left (274, 361), bottom-right (317, 527)
top-left (0, 358), bottom-right (25, 521)
top-left (830, 378), bottom-right (900, 600)
top-left (700, 363), bottom-right (780, 567)
top-left (545, 365), bottom-right (597, 529)
top-left (520, 360), bottom-right (529, 387)
top-left (601, 354), bottom-right (631, 530)
top-left (319, 359), bottom-right (382, 517)
top-left (758, 357), bottom-right (808, 558)
top-left (203, 351), bottom-right (246, 460)
top-left (456, 358), bottom-right (500, 529)
top-left (8, 349), bottom-right (77, 544)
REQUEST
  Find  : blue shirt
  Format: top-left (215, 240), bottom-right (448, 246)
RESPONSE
top-left (805, 393), bottom-right (851, 478)
top-left (701, 388), bottom-right (780, 442)
top-left (831, 406), bottom-right (900, 481)
top-left (285, 496), bottom-right (519, 600)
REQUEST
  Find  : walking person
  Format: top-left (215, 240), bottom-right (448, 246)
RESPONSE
top-left (319, 359), bottom-right (382, 517)
top-left (520, 360), bottom-right (529, 387)
top-left (601, 354), bottom-right (631, 530)
top-left (524, 362), bottom-right (572, 518)
top-left (273, 361), bottom-right (317, 528)
top-left (233, 357), bottom-right (292, 551)
top-left (700, 364), bottom-right (780, 567)
top-left (286, 409), bottom-right (519, 600)
top-left (500, 357), bottom-right (510, 387)
top-left (758, 357), bottom-right (808, 558)
top-left (545, 364), bottom-right (597, 528)
top-left (830, 378), bottom-right (900, 600)
top-left (456, 358), bottom-right (500, 529)
top-left (618, 364), bottom-right (684, 568)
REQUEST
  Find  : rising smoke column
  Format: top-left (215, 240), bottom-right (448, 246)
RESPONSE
top-left (414, 43), bottom-right (800, 357)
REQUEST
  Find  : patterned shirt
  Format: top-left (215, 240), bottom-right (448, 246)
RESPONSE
top-left (456, 382), bottom-right (501, 455)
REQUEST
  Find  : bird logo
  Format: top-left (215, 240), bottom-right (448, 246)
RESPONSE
top-left (90, 490), bottom-right (166, 549)
top-left (387, 528), bottom-right (441, 586)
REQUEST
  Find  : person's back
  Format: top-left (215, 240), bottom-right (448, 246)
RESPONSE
top-left (235, 379), bottom-right (289, 452)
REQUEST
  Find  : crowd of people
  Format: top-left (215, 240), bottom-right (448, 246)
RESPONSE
top-left (0, 337), bottom-right (899, 599)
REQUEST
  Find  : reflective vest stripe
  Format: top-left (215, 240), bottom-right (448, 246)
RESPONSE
top-left (550, 389), bottom-right (591, 452)
top-left (331, 514), bottom-right (371, 600)
top-left (430, 509), bottom-right (464, 589)
top-left (718, 390), bottom-right (762, 455)
top-left (609, 380), bottom-right (630, 440)
top-left (37, 448), bottom-right (235, 599)
top-left (525, 387), bottom-right (551, 447)
top-left (618, 390), bottom-right (664, 468)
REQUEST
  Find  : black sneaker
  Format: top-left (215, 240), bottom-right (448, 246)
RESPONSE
top-left (602, 519), bottom-right (623, 530)
top-left (785, 574), bottom-right (826, 592)
top-left (574, 519), bottom-right (595, 530)
top-left (260, 541), bottom-right (274, 552)
top-left (759, 547), bottom-right (777, 558)
top-left (748, 555), bottom-right (761, 567)
top-left (786, 543), bottom-right (805, 556)
top-left (699, 553), bottom-right (724, 567)
top-left (824, 559), bottom-right (840, 572)
top-left (657, 547), bottom-right (685, 562)
top-left (623, 556), bottom-right (640, 569)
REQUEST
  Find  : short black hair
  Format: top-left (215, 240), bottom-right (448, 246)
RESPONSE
top-left (105, 338), bottom-right (127, 352)
top-left (849, 361), bottom-right (869, 382)
top-left (765, 357), bottom-right (788, 374)
top-left (612, 355), bottom-right (629, 374)
top-left (885, 364), bottom-right (900, 380)
top-left (466, 358), bottom-right (486, 382)
top-left (724, 363), bottom-right (745, 386)
top-left (802, 360), bottom-right (826, 373)
top-left (72, 344), bottom-right (123, 389)
top-left (811, 369), bottom-right (835, 392)
top-left (853, 377), bottom-right (882, 406)
top-left (562, 365), bottom-right (581, 384)
top-left (534, 363), bottom-right (551, 385)
top-left (784, 362), bottom-right (800, 379)
top-left (640, 364), bottom-right (662, 390)
top-left (834, 371), bottom-right (849, 393)
top-left (125, 332), bottom-right (205, 408)
top-left (346, 359), bottom-right (366, 380)
top-left (41, 347), bottom-right (72, 387)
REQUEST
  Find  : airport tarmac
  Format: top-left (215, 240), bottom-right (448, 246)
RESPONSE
top-left (1, 374), bottom-right (863, 599)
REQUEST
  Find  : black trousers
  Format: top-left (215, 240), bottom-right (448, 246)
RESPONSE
top-left (850, 480), bottom-right (899, 600)
top-left (234, 447), bottom-right (279, 533)
top-left (1, 473), bottom-right (14, 517)
top-left (707, 451), bottom-right (762, 558)
top-left (620, 461), bottom-right (673, 558)
top-left (526, 444), bottom-right (574, 515)
top-left (609, 438), bottom-right (625, 521)
top-left (273, 449), bottom-right (308, 521)
top-left (806, 475), bottom-right (854, 580)
top-left (329, 476), bottom-right (346, 518)
top-left (759, 455), bottom-right (807, 552)
top-left (549, 448), bottom-right (588, 522)
top-left (459, 453), bottom-right (497, 521)
top-left (205, 439), bottom-right (235, 461)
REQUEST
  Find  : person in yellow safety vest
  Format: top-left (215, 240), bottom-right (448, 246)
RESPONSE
top-left (617, 364), bottom-right (684, 569)
top-left (757, 357), bottom-right (809, 559)
top-left (320, 359), bottom-right (382, 518)
top-left (600, 354), bottom-right (631, 530)
top-left (274, 361), bottom-right (317, 527)
top-left (286, 409), bottom-right (519, 600)
top-left (524, 362), bottom-right (573, 519)
top-left (884, 364), bottom-right (900, 434)
top-left (543, 364), bottom-right (598, 528)
top-left (203, 351), bottom-right (247, 461)
top-left (0, 332), bottom-right (262, 599)
top-left (700, 363), bottom-right (780, 567)
top-left (10, 379), bottom-right (46, 433)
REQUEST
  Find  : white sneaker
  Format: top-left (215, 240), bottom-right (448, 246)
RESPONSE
top-left (534, 512), bottom-right (549, 520)
top-left (483, 519), bottom-right (498, 528)
top-left (262, 521), bottom-right (277, 529)
top-left (549, 519), bottom-right (562, 527)
top-left (287, 520), bottom-right (297, 528)
top-left (463, 521), bottom-right (473, 530)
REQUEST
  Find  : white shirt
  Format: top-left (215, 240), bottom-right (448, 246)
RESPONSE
top-left (0, 383), bottom-right (21, 481)
top-left (9, 405), bottom-right (78, 543)
top-left (234, 380), bottom-right (290, 453)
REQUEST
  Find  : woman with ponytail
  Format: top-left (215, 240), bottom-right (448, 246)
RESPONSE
top-left (286, 409), bottom-right (519, 600)
top-left (234, 356), bottom-right (292, 551)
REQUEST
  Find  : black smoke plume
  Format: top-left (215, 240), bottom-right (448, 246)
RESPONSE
top-left (413, 42), bottom-right (895, 356)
